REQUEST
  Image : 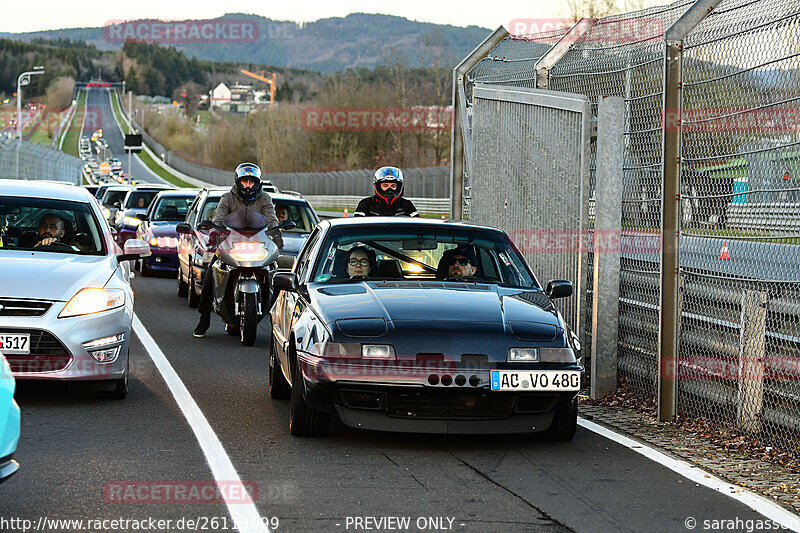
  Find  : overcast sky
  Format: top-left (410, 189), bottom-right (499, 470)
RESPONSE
top-left (0, 0), bottom-right (663, 33)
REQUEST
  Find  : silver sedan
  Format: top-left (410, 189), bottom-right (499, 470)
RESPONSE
top-left (0, 180), bottom-right (150, 398)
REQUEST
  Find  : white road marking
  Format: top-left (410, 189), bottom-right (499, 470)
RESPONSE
top-left (579, 417), bottom-right (800, 530)
top-left (133, 315), bottom-right (269, 533)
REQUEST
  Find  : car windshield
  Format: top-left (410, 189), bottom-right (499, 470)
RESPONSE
top-left (152, 195), bottom-right (194, 221)
top-left (101, 189), bottom-right (128, 207)
top-left (274, 200), bottom-right (317, 233)
top-left (0, 196), bottom-right (106, 255)
top-left (311, 226), bottom-right (538, 288)
top-left (125, 191), bottom-right (159, 209)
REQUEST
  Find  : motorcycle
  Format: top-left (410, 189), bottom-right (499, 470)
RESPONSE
top-left (178, 211), bottom-right (294, 346)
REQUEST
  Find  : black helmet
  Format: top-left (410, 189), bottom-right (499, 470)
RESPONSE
top-left (373, 166), bottom-right (404, 205)
top-left (234, 162), bottom-right (263, 203)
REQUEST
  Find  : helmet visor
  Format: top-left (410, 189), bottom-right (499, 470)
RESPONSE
top-left (235, 165), bottom-right (262, 179)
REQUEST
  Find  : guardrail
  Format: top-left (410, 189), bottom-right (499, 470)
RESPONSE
top-left (727, 203), bottom-right (800, 233)
top-left (304, 195), bottom-right (450, 214)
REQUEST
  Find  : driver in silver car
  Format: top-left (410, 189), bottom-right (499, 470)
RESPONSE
top-left (34, 213), bottom-right (66, 247)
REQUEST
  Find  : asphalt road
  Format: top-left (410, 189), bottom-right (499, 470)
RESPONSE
top-left (0, 272), bottom-right (781, 533)
top-left (84, 88), bottom-right (168, 186)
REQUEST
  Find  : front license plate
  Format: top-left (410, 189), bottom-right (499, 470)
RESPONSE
top-left (491, 370), bottom-right (580, 391)
top-left (0, 334), bottom-right (30, 355)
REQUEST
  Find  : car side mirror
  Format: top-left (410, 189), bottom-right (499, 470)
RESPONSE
top-left (273, 272), bottom-right (298, 292)
top-left (135, 212), bottom-right (148, 221)
top-left (176, 222), bottom-right (193, 235)
top-left (546, 280), bottom-right (573, 299)
top-left (117, 238), bottom-right (151, 262)
top-left (197, 220), bottom-right (216, 231)
top-left (274, 220), bottom-right (296, 231)
top-left (113, 201), bottom-right (121, 208)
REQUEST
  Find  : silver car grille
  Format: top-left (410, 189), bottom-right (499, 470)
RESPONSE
top-left (0, 298), bottom-right (53, 317)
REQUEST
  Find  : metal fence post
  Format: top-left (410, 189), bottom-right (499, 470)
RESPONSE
top-left (591, 96), bottom-right (625, 398)
top-left (738, 289), bottom-right (767, 434)
top-left (658, 0), bottom-right (719, 422)
top-left (450, 27), bottom-right (508, 220)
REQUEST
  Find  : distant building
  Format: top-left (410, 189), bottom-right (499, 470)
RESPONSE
top-left (211, 82), bottom-right (269, 114)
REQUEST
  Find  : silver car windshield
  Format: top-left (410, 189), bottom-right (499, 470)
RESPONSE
top-left (0, 196), bottom-right (106, 255)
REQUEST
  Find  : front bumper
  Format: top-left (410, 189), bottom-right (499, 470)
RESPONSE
top-left (145, 248), bottom-right (179, 271)
top-left (297, 356), bottom-right (581, 434)
top-left (4, 303), bottom-right (132, 382)
top-left (0, 458), bottom-right (19, 483)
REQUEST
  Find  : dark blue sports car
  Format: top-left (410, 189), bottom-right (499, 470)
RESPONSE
top-left (270, 217), bottom-right (583, 438)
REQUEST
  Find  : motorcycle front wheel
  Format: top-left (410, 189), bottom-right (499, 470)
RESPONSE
top-left (240, 292), bottom-right (258, 346)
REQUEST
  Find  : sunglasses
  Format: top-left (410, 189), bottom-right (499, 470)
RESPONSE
top-left (348, 258), bottom-right (370, 267)
top-left (448, 257), bottom-right (471, 266)
top-left (380, 182), bottom-right (398, 190)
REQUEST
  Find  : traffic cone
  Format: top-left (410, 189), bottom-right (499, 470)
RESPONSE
top-left (719, 241), bottom-right (731, 260)
top-left (343, 207), bottom-right (348, 218)
top-left (441, 214), bottom-right (446, 219)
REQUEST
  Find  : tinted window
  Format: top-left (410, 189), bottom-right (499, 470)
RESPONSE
top-left (0, 196), bottom-right (106, 255)
top-left (125, 191), bottom-right (159, 208)
top-left (152, 196), bottom-right (195, 221)
top-left (101, 189), bottom-right (128, 206)
top-left (201, 197), bottom-right (221, 222)
top-left (273, 200), bottom-right (318, 233)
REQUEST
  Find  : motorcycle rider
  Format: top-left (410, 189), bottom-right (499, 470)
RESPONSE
top-left (194, 162), bottom-right (282, 338)
top-left (354, 166), bottom-right (419, 217)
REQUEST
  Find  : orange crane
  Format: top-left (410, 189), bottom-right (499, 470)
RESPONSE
top-left (240, 69), bottom-right (277, 110)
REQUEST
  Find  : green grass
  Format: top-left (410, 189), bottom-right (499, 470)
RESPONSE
top-left (135, 148), bottom-right (194, 188)
top-left (29, 127), bottom-right (53, 145)
top-left (109, 90), bottom-right (193, 188)
top-left (60, 90), bottom-right (86, 157)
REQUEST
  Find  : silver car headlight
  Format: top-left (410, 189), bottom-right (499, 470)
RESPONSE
top-left (59, 288), bottom-right (125, 318)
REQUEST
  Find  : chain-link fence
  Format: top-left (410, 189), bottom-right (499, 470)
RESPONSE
top-left (0, 133), bottom-right (83, 184)
top-left (456, 0), bottom-right (800, 452)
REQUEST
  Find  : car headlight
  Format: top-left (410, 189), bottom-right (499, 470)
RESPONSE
top-left (102, 207), bottom-right (111, 219)
top-left (59, 288), bottom-right (125, 318)
top-left (539, 347), bottom-right (577, 363)
top-left (507, 348), bottom-right (539, 362)
top-left (123, 216), bottom-right (142, 227)
top-left (361, 344), bottom-right (396, 360)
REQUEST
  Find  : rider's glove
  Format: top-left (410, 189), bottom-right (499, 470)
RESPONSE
top-left (271, 232), bottom-right (284, 250)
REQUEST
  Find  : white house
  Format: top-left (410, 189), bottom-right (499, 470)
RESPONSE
top-left (211, 83), bottom-right (231, 109)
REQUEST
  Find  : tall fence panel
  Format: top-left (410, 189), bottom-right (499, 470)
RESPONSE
top-left (471, 85), bottom-right (591, 336)
top-left (0, 134), bottom-right (83, 184)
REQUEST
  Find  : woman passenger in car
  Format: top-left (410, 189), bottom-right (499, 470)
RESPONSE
top-left (346, 246), bottom-right (372, 278)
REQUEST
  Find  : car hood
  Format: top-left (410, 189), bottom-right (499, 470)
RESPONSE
top-left (310, 282), bottom-right (563, 341)
top-left (0, 251), bottom-right (115, 301)
top-left (149, 221), bottom-right (180, 236)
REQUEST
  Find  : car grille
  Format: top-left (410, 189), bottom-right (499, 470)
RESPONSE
top-left (1, 328), bottom-right (72, 373)
top-left (0, 298), bottom-right (53, 317)
top-left (386, 390), bottom-right (514, 419)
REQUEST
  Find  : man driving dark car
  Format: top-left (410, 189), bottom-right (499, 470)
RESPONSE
top-left (439, 246), bottom-right (481, 280)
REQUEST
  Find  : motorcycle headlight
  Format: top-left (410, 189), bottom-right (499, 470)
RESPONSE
top-left (59, 288), bottom-right (125, 318)
top-left (230, 242), bottom-right (268, 262)
top-left (123, 216), bottom-right (142, 227)
top-left (102, 207), bottom-right (111, 219)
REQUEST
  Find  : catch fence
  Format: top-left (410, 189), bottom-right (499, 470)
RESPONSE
top-left (454, 0), bottom-right (800, 451)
